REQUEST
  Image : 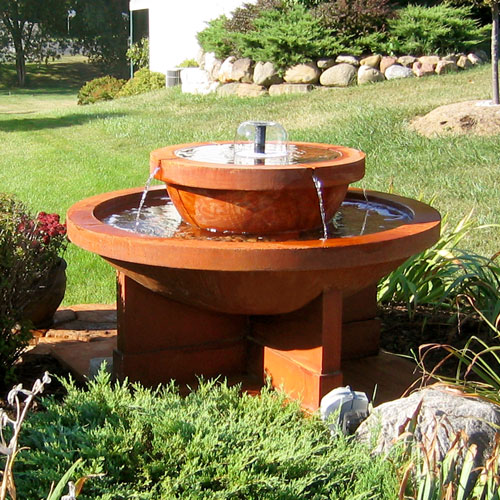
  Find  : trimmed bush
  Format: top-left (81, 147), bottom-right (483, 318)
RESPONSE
top-left (383, 4), bottom-right (489, 56)
top-left (16, 373), bottom-right (400, 499)
top-left (117, 67), bottom-right (165, 98)
top-left (126, 37), bottom-right (149, 70)
top-left (77, 76), bottom-right (126, 105)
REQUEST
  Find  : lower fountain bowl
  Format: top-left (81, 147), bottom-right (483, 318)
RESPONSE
top-left (67, 186), bottom-right (441, 315)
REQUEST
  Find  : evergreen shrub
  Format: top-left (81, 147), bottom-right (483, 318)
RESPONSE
top-left (16, 372), bottom-right (400, 499)
top-left (117, 68), bottom-right (165, 98)
top-left (77, 76), bottom-right (126, 105)
top-left (383, 4), bottom-right (490, 55)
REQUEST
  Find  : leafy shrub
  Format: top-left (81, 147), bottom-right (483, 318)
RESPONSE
top-left (382, 4), bottom-right (489, 55)
top-left (77, 76), bottom-right (126, 105)
top-left (16, 372), bottom-right (400, 499)
top-left (197, 15), bottom-right (236, 60)
top-left (0, 195), bottom-right (67, 385)
top-left (378, 212), bottom-right (500, 325)
top-left (235, 4), bottom-right (338, 71)
top-left (176, 58), bottom-right (198, 68)
top-left (117, 67), bottom-right (165, 98)
top-left (126, 37), bottom-right (149, 70)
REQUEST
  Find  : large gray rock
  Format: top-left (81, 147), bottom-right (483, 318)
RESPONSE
top-left (253, 61), bottom-right (282, 86)
top-left (457, 54), bottom-right (473, 70)
top-left (385, 64), bottom-right (414, 80)
top-left (357, 65), bottom-right (384, 84)
top-left (357, 387), bottom-right (500, 464)
top-left (467, 52), bottom-right (485, 65)
top-left (269, 83), bottom-right (313, 96)
top-left (181, 68), bottom-right (219, 94)
top-left (284, 62), bottom-right (320, 84)
top-left (217, 82), bottom-right (268, 97)
top-left (320, 63), bottom-right (357, 87)
top-left (231, 58), bottom-right (254, 83)
top-left (418, 55), bottom-right (440, 69)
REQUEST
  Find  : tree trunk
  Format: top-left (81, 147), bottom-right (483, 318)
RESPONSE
top-left (493, 1), bottom-right (499, 105)
top-left (15, 42), bottom-right (26, 87)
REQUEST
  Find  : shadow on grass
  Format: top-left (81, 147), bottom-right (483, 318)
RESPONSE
top-left (0, 111), bottom-right (125, 132)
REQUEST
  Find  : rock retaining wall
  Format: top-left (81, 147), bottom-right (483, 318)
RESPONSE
top-left (179, 50), bottom-right (488, 96)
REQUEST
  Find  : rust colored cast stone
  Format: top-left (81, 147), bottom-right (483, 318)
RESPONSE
top-left (150, 142), bottom-right (365, 234)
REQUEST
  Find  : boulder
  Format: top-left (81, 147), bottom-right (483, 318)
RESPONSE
top-left (269, 83), bottom-right (313, 96)
top-left (209, 60), bottom-right (222, 81)
top-left (468, 52), bottom-right (485, 65)
top-left (253, 61), bottom-right (282, 86)
top-left (231, 58), bottom-right (254, 83)
top-left (203, 52), bottom-right (220, 76)
top-left (397, 55), bottom-right (417, 67)
top-left (436, 60), bottom-right (459, 75)
top-left (317, 58), bottom-right (336, 70)
top-left (218, 56), bottom-right (236, 83)
top-left (357, 65), bottom-right (384, 84)
top-left (443, 54), bottom-right (459, 63)
top-left (320, 63), bottom-right (357, 87)
top-left (335, 54), bottom-right (360, 67)
top-left (284, 62), bottom-right (320, 84)
top-left (356, 387), bottom-right (500, 466)
top-left (418, 55), bottom-right (440, 68)
top-left (385, 64), bottom-right (414, 80)
top-left (380, 56), bottom-right (397, 75)
top-left (180, 68), bottom-right (219, 95)
top-left (457, 54), bottom-right (473, 70)
top-left (412, 61), bottom-right (435, 77)
top-left (217, 82), bottom-right (268, 97)
top-left (475, 49), bottom-right (489, 61)
top-left (360, 54), bottom-right (381, 69)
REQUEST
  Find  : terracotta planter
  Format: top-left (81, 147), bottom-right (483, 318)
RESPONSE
top-left (150, 142), bottom-right (365, 234)
top-left (22, 258), bottom-right (67, 328)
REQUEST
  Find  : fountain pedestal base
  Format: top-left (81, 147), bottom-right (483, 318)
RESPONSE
top-left (113, 273), bottom-right (381, 411)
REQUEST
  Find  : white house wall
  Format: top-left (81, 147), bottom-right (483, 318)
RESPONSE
top-left (130, 0), bottom-right (256, 74)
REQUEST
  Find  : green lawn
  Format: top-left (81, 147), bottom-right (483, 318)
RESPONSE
top-left (0, 61), bottom-right (498, 305)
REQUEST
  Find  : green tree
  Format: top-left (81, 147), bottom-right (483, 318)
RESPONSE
top-left (68, 0), bottom-right (129, 78)
top-left (0, 0), bottom-right (69, 86)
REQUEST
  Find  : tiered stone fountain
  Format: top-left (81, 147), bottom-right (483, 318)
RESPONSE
top-left (67, 122), bottom-right (440, 410)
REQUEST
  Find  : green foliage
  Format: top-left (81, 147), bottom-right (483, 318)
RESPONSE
top-left (15, 372), bottom-right (400, 499)
top-left (176, 59), bottom-right (198, 68)
top-left (117, 68), bottom-right (165, 98)
top-left (77, 75), bottom-right (126, 105)
top-left (383, 4), bottom-right (490, 55)
top-left (235, 4), bottom-right (337, 71)
top-left (126, 37), bottom-right (149, 70)
top-left (197, 15), bottom-right (235, 60)
top-left (378, 212), bottom-right (500, 325)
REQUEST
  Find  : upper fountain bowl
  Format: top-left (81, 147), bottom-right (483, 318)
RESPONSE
top-left (150, 140), bottom-right (365, 235)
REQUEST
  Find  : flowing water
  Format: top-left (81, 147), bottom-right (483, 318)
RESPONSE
top-left (312, 173), bottom-right (328, 241)
top-left (135, 166), bottom-right (160, 228)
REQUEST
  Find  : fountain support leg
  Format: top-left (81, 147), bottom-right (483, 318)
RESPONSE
top-left (113, 273), bottom-right (381, 410)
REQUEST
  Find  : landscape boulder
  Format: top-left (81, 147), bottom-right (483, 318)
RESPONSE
top-left (218, 56), bottom-right (236, 83)
top-left (231, 58), bottom-right (254, 83)
top-left (457, 55), bottom-right (473, 70)
top-left (284, 62), bottom-right (320, 84)
top-left (380, 56), bottom-right (397, 74)
top-left (418, 55), bottom-right (440, 69)
top-left (360, 54), bottom-right (381, 69)
top-left (269, 83), bottom-right (313, 96)
top-left (436, 60), bottom-right (459, 75)
top-left (385, 64), bottom-right (414, 80)
top-left (335, 55), bottom-right (360, 67)
top-left (217, 82), bottom-right (268, 97)
top-left (356, 386), bottom-right (500, 466)
top-left (253, 61), bottom-right (282, 86)
top-left (317, 58), bottom-right (336, 70)
top-left (320, 63), bottom-right (357, 87)
top-left (412, 61), bottom-right (435, 78)
top-left (397, 55), bottom-right (417, 67)
top-left (357, 65), bottom-right (384, 84)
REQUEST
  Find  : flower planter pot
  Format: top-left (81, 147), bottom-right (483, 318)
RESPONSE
top-left (22, 258), bottom-right (67, 328)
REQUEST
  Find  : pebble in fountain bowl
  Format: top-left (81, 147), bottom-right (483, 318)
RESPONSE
top-left (149, 121), bottom-right (365, 234)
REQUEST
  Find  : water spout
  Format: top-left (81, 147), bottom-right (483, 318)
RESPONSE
top-left (135, 166), bottom-right (160, 228)
top-left (312, 173), bottom-right (328, 241)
